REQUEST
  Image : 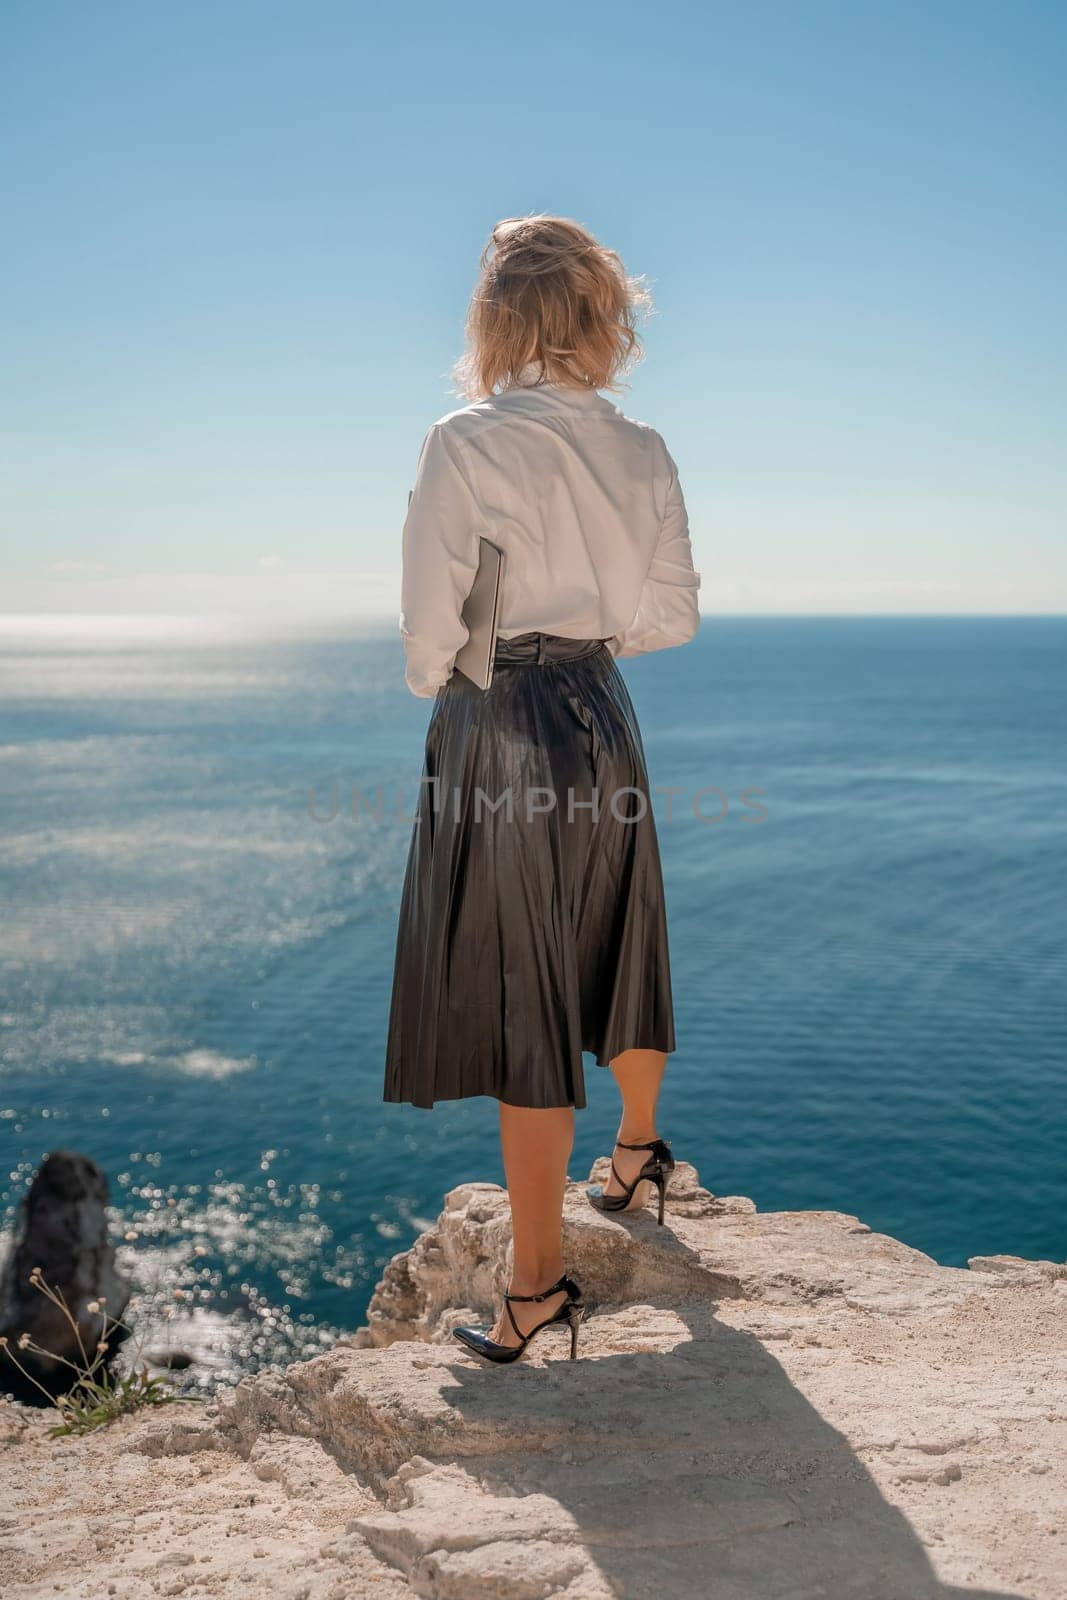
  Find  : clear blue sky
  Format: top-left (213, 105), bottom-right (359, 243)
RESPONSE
top-left (2, 0), bottom-right (1064, 617)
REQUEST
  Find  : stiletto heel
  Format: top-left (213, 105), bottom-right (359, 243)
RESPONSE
top-left (567, 1303), bottom-right (583, 1360)
top-left (586, 1136), bottom-right (675, 1226)
top-left (452, 1273), bottom-right (584, 1365)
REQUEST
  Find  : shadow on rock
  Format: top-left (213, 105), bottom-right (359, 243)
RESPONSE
top-left (226, 1164), bottom-right (1040, 1600)
top-left (403, 1300), bottom-right (1023, 1600)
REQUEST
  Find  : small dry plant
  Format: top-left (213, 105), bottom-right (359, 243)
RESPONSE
top-left (0, 1269), bottom-right (187, 1436)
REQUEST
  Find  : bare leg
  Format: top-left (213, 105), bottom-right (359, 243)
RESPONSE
top-left (603, 1047), bottom-right (667, 1196)
top-left (489, 1102), bottom-right (574, 1346)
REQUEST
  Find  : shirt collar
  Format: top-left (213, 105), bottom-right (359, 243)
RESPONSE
top-left (501, 361), bottom-right (615, 408)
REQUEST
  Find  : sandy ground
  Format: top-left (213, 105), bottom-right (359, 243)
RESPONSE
top-left (0, 1398), bottom-right (416, 1599)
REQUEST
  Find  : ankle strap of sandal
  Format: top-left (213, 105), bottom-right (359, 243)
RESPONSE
top-left (616, 1137), bottom-right (671, 1151)
top-left (504, 1272), bottom-right (574, 1303)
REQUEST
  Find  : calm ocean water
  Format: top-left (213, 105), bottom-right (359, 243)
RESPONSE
top-left (1, 616), bottom-right (1065, 1383)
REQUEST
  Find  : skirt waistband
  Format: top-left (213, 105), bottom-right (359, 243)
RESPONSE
top-left (494, 632), bottom-right (608, 666)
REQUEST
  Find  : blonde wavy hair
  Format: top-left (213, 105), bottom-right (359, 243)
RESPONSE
top-left (451, 214), bottom-right (653, 401)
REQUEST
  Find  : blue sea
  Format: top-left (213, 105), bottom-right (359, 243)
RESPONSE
top-left (1, 616), bottom-right (1064, 1384)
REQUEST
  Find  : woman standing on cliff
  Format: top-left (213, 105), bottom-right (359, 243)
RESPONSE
top-left (384, 214), bottom-right (701, 1363)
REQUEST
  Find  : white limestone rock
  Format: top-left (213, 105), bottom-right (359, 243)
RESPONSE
top-left (2, 1162), bottom-right (1065, 1599)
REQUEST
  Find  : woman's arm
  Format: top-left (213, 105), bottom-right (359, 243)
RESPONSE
top-left (399, 422), bottom-right (483, 697)
top-left (607, 442), bottom-right (702, 658)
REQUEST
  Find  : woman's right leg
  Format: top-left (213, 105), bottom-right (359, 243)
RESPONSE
top-left (603, 1047), bottom-right (667, 1197)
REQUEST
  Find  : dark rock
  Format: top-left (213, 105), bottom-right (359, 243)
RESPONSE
top-left (145, 1348), bottom-right (195, 1370)
top-left (0, 1151), bottom-right (132, 1405)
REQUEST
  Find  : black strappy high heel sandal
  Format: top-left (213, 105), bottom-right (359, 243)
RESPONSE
top-left (452, 1272), bottom-right (585, 1365)
top-left (586, 1136), bottom-right (676, 1225)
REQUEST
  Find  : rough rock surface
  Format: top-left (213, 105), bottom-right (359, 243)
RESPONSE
top-left (1, 1162), bottom-right (1065, 1599)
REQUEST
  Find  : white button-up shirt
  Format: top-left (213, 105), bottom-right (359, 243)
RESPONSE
top-left (399, 361), bottom-right (702, 697)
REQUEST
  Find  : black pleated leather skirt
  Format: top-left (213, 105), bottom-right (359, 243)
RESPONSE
top-left (383, 632), bottom-right (676, 1109)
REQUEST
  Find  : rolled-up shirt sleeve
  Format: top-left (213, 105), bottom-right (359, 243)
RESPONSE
top-left (608, 444), bottom-right (702, 659)
top-left (399, 422), bottom-right (483, 698)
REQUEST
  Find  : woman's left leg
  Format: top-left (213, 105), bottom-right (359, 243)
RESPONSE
top-left (489, 1102), bottom-right (575, 1345)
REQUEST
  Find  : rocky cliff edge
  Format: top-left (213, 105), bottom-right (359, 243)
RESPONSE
top-left (1, 1161), bottom-right (1064, 1600)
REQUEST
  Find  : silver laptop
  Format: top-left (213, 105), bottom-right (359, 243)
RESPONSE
top-left (454, 537), bottom-right (505, 691)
